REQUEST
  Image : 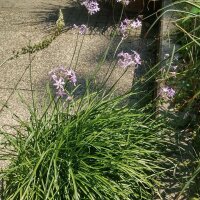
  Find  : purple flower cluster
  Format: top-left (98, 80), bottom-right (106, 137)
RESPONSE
top-left (162, 86), bottom-right (175, 98)
top-left (120, 18), bottom-right (142, 38)
top-left (73, 24), bottom-right (88, 35)
top-left (81, 0), bottom-right (100, 15)
top-left (117, 51), bottom-right (141, 68)
top-left (130, 18), bottom-right (142, 28)
top-left (81, 0), bottom-right (137, 15)
top-left (120, 19), bottom-right (132, 37)
top-left (49, 67), bottom-right (77, 99)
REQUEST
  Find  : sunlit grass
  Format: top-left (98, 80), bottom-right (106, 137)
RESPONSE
top-left (0, 91), bottom-right (169, 200)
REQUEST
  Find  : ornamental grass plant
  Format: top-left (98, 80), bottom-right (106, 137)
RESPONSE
top-left (0, 90), bottom-right (169, 200)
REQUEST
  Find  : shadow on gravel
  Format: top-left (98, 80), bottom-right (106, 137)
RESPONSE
top-left (30, 1), bottom-right (139, 35)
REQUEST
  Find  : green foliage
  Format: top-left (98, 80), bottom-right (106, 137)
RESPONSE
top-left (0, 93), bottom-right (167, 200)
top-left (170, 0), bottom-right (200, 197)
top-left (174, 0), bottom-right (200, 111)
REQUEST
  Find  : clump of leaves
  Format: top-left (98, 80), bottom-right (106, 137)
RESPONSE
top-left (0, 93), bottom-right (168, 200)
top-left (174, 1), bottom-right (200, 111)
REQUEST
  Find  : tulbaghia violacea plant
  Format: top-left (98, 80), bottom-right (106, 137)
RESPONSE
top-left (80, 0), bottom-right (136, 15)
top-left (49, 67), bottom-right (77, 99)
top-left (81, 0), bottom-right (100, 15)
top-left (120, 18), bottom-right (142, 38)
top-left (162, 86), bottom-right (176, 99)
top-left (117, 50), bottom-right (141, 68)
top-left (131, 18), bottom-right (142, 28)
top-left (119, 18), bottom-right (132, 38)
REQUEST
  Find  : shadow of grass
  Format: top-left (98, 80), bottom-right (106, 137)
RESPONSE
top-left (28, 1), bottom-right (140, 35)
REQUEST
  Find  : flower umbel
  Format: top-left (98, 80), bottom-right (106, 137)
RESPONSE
top-left (131, 18), bottom-right (142, 28)
top-left (49, 66), bottom-right (77, 99)
top-left (119, 18), bottom-right (132, 38)
top-left (63, 69), bottom-right (77, 86)
top-left (132, 51), bottom-right (141, 65)
top-left (162, 87), bottom-right (176, 98)
top-left (81, 0), bottom-right (100, 15)
top-left (117, 52), bottom-right (135, 68)
top-left (56, 89), bottom-right (67, 98)
top-left (53, 77), bottom-right (65, 90)
top-left (119, 18), bottom-right (142, 38)
top-left (117, 51), bottom-right (141, 68)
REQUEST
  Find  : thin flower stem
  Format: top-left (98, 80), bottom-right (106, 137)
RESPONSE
top-left (119, 4), bottom-right (125, 23)
top-left (70, 33), bottom-right (79, 68)
top-left (100, 4), bottom-right (125, 86)
top-left (105, 67), bottom-right (128, 96)
top-left (74, 15), bottom-right (90, 70)
top-left (99, 60), bottom-right (118, 92)
top-left (74, 34), bottom-right (85, 71)
top-left (0, 65), bottom-right (29, 114)
top-left (28, 49), bottom-right (36, 117)
top-left (91, 31), bottom-right (117, 78)
top-left (113, 37), bottom-right (124, 58)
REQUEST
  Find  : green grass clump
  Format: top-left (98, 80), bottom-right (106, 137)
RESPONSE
top-left (164, 0), bottom-right (200, 197)
top-left (174, 1), bottom-right (200, 113)
top-left (0, 93), bottom-right (167, 200)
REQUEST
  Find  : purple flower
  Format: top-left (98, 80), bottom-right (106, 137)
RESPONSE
top-left (56, 89), bottom-right (67, 98)
top-left (79, 24), bottom-right (87, 34)
top-left (130, 19), bottom-right (142, 28)
top-left (119, 18), bottom-right (142, 38)
top-left (66, 96), bottom-right (73, 101)
top-left (63, 69), bottom-right (77, 86)
top-left (53, 77), bottom-right (65, 90)
top-left (132, 51), bottom-right (141, 65)
top-left (49, 66), bottom-right (77, 99)
top-left (49, 67), bottom-right (77, 85)
top-left (81, 0), bottom-right (100, 15)
top-left (73, 24), bottom-right (87, 35)
top-left (117, 51), bottom-right (135, 68)
top-left (117, 51), bottom-right (141, 68)
top-left (50, 74), bottom-right (58, 81)
top-left (162, 87), bottom-right (175, 98)
top-left (119, 18), bottom-right (131, 37)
